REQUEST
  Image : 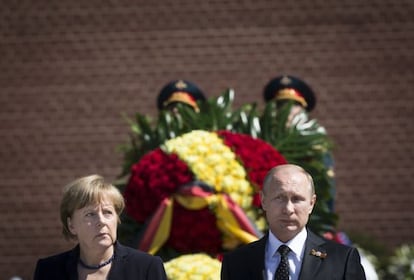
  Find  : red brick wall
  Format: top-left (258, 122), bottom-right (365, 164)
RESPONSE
top-left (1, 1), bottom-right (413, 279)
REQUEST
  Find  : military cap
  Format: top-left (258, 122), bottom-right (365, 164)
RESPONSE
top-left (157, 80), bottom-right (206, 112)
top-left (263, 75), bottom-right (316, 111)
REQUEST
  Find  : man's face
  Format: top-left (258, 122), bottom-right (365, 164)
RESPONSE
top-left (277, 101), bottom-right (306, 127)
top-left (261, 168), bottom-right (316, 242)
top-left (67, 195), bottom-right (118, 251)
top-left (286, 104), bottom-right (305, 127)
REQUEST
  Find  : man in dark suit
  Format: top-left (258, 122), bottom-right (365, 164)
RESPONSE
top-left (221, 164), bottom-right (366, 280)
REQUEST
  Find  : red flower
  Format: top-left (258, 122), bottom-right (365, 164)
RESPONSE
top-left (217, 130), bottom-right (287, 206)
top-left (124, 148), bottom-right (194, 222)
top-left (167, 202), bottom-right (222, 254)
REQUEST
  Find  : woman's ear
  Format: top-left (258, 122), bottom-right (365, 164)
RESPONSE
top-left (67, 217), bottom-right (76, 235)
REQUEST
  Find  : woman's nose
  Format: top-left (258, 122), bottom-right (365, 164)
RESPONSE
top-left (96, 211), bottom-right (105, 225)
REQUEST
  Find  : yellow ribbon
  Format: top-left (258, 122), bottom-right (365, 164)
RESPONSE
top-left (146, 192), bottom-right (258, 254)
top-left (147, 198), bottom-right (173, 255)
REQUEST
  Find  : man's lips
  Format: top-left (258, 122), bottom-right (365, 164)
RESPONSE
top-left (280, 219), bottom-right (296, 224)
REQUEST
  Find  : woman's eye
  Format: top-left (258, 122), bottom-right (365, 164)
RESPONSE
top-left (85, 212), bottom-right (95, 217)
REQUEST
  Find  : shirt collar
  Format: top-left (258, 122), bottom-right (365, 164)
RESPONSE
top-left (267, 228), bottom-right (308, 260)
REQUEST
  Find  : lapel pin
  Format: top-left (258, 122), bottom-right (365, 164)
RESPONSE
top-left (310, 249), bottom-right (327, 259)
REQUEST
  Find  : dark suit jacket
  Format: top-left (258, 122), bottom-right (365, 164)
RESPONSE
top-left (34, 241), bottom-right (167, 280)
top-left (221, 229), bottom-right (366, 280)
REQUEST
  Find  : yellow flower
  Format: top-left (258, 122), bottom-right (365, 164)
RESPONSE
top-left (163, 130), bottom-right (262, 244)
top-left (164, 253), bottom-right (221, 280)
top-left (163, 130), bottom-right (254, 210)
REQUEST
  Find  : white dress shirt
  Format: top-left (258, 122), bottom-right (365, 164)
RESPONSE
top-left (264, 228), bottom-right (307, 280)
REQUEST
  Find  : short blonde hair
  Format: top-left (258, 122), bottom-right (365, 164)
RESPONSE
top-left (60, 174), bottom-right (125, 240)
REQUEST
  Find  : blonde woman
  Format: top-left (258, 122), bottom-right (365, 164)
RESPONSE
top-left (34, 175), bottom-right (167, 280)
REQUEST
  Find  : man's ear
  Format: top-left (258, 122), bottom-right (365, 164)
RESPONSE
top-left (260, 191), bottom-right (267, 211)
top-left (308, 194), bottom-right (316, 214)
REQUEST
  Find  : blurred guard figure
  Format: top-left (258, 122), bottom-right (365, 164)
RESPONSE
top-left (263, 75), bottom-right (316, 126)
top-left (263, 75), bottom-right (336, 212)
top-left (157, 80), bottom-right (206, 113)
top-left (263, 75), bottom-right (316, 111)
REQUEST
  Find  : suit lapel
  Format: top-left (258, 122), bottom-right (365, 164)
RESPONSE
top-left (65, 245), bottom-right (81, 280)
top-left (299, 230), bottom-right (326, 280)
top-left (108, 242), bottom-right (126, 280)
top-left (249, 236), bottom-right (267, 279)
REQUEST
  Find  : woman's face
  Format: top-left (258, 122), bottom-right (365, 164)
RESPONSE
top-left (67, 194), bottom-right (118, 251)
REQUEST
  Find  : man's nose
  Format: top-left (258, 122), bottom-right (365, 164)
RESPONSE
top-left (284, 200), bottom-right (294, 213)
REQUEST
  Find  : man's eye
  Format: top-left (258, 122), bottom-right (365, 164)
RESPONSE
top-left (292, 196), bottom-right (304, 203)
top-left (85, 212), bottom-right (95, 217)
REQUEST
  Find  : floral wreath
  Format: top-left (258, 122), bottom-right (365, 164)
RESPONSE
top-left (124, 129), bottom-right (287, 254)
top-left (117, 89), bottom-right (337, 279)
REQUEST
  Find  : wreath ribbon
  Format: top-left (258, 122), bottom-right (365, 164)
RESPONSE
top-left (138, 185), bottom-right (260, 254)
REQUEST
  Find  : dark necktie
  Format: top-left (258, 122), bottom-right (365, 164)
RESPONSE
top-left (274, 244), bottom-right (291, 280)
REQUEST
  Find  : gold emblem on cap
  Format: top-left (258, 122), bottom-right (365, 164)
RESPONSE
top-left (280, 75), bottom-right (292, 86)
top-left (175, 80), bottom-right (187, 89)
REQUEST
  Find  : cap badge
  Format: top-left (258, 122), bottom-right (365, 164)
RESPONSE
top-left (280, 76), bottom-right (292, 86)
top-left (175, 80), bottom-right (188, 89)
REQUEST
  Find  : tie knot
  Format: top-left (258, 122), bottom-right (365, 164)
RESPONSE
top-left (277, 245), bottom-right (291, 256)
